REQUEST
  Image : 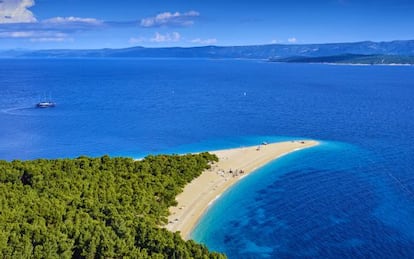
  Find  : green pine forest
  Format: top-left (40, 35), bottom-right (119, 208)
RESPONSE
top-left (0, 153), bottom-right (226, 258)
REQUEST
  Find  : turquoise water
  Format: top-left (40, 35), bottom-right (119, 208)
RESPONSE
top-left (1, 59), bottom-right (413, 257)
top-left (192, 141), bottom-right (414, 257)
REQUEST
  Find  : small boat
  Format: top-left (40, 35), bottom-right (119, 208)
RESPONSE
top-left (36, 101), bottom-right (56, 108)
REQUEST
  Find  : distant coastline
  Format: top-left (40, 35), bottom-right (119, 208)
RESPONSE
top-left (1, 40), bottom-right (414, 64)
top-left (269, 54), bottom-right (414, 65)
top-left (165, 140), bottom-right (319, 239)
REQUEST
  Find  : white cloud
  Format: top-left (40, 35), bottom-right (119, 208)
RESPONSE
top-left (271, 39), bottom-right (283, 44)
top-left (0, 5), bottom-right (197, 45)
top-left (0, 13), bottom-right (104, 42)
top-left (129, 32), bottom-right (181, 44)
top-left (0, 30), bottom-right (32, 37)
top-left (140, 10), bottom-right (199, 28)
top-left (191, 38), bottom-right (217, 45)
top-left (150, 32), bottom-right (181, 43)
top-left (0, 0), bottom-right (37, 23)
top-left (0, 30), bottom-right (71, 43)
top-left (43, 16), bottom-right (103, 25)
top-left (0, 1), bottom-right (101, 26)
top-left (30, 36), bottom-right (72, 42)
top-left (288, 37), bottom-right (297, 43)
top-left (129, 36), bottom-right (145, 44)
top-left (185, 10), bottom-right (199, 16)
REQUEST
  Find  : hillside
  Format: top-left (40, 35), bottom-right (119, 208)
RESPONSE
top-left (0, 154), bottom-right (225, 258)
top-left (2, 40), bottom-right (414, 61)
top-left (270, 54), bottom-right (414, 65)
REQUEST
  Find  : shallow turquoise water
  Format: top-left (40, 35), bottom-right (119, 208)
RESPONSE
top-left (192, 141), bottom-right (414, 257)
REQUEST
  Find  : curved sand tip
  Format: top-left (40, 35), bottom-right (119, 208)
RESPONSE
top-left (165, 140), bottom-right (319, 239)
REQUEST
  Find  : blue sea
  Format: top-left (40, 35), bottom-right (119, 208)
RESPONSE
top-left (1, 59), bottom-right (414, 258)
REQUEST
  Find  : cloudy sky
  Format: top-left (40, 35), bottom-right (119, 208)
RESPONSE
top-left (0, 0), bottom-right (413, 49)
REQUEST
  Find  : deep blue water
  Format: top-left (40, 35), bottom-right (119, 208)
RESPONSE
top-left (1, 59), bottom-right (414, 258)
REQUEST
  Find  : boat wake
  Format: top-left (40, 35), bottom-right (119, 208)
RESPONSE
top-left (1, 105), bottom-right (55, 116)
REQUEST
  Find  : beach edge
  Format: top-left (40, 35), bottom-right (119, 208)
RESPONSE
top-left (164, 140), bottom-right (319, 239)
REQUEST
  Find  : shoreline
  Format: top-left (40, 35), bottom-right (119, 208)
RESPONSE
top-left (164, 140), bottom-right (319, 239)
top-left (270, 61), bottom-right (414, 66)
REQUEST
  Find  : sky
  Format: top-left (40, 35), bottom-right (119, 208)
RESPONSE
top-left (0, 0), bottom-right (413, 49)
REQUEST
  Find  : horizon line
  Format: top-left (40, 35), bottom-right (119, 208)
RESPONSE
top-left (1, 39), bottom-right (413, 52)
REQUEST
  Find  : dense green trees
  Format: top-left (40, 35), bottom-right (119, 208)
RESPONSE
top-left (0, 153), bottom-right (224, 258)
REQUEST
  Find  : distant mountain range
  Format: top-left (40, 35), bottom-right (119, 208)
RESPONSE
top-left (2, 40), bottom-right (414, 64)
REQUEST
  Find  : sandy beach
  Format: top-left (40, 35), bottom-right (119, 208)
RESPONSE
top-left (165, 140), bottom-right (319, 239)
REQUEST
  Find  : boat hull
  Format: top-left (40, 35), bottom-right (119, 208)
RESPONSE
top-left (36, 102), bottom-right (55, 108)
